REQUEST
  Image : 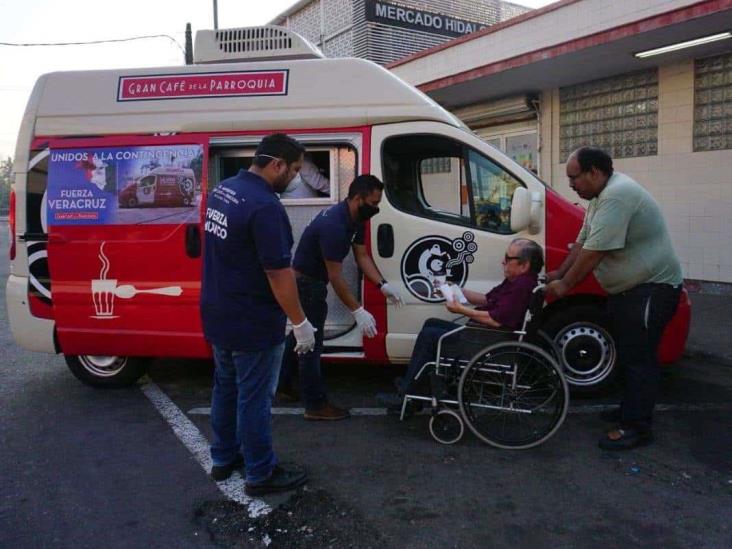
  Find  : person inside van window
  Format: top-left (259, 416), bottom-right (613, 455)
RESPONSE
top-left (279, 154), bottom-right (330, 199)
top-left (277, 174), bottom-right (404, 420)
top-left (377, 239), bottom-right (544, 414)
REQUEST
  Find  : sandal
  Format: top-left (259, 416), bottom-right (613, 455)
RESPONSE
top-left (598, 427), bottom-right (653, 451)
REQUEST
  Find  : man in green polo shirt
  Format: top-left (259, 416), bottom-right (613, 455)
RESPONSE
top-left (547, 147), bottom-right (683, 450)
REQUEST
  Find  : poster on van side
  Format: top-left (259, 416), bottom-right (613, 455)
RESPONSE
top-left (47, 144), bottom-right (203, 226)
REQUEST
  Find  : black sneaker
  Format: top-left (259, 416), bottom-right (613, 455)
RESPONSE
top-left (210, 454), bottom-right (244, 481)
top-left (244, 466), bottom-right (308, 497)
top-left (598, 427), bottom-right (653, 451)
top-left (392, 377), bottom-right (404, 391)
top-left (376, 392), bottom-right (403, 408)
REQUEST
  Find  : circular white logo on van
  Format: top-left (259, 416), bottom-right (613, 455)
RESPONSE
top-left (400, 232), bottom-right (478, 303)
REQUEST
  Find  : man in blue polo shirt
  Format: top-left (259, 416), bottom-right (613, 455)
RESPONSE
top-left (278, 175), bottom-right (404, 420)
top-left (200, 133), bottom-right (316, 496)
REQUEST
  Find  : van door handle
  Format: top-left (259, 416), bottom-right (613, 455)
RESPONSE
top-left (377, 223), bottom-right (394, 258)
top-left (185, 224), bottom-right (201, 258)
top-left (20, 232), bottom-right (49, 242)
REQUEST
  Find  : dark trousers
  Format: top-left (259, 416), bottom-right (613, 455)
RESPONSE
top-left (279, 275), bottom-right (329, 410)
top-left (399, 318), bottom-right (509, 395)
top-left (399, 318), bottom-right (459, 394)
top-left (607, 283), bottom-right (681, 431)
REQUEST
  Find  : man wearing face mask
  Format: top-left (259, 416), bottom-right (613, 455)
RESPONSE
top-left (278, 174), bottom-right (404, 420)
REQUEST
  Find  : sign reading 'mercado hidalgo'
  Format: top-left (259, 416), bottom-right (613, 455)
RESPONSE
top-left (117, 70), bottom-right (289, 101)
top-left (365, 0), bottom-right (487, 38)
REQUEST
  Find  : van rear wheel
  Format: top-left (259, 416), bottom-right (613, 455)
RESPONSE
top-left (64, 355), bottom-right (150, 388)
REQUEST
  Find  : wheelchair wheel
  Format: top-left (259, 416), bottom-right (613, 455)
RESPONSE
top-left (429, 409), bottom-right (464, 445)
top-left (458, 342), bottom-right (568, 450)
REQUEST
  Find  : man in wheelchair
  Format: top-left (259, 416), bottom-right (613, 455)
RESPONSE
top-left (378, 238), bottom-right (544, 414)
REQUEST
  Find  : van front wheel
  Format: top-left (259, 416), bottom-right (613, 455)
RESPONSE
top-left (541, 306), bottom-right (617, 393)
top-left (64, 355), bottom-right (150, 388)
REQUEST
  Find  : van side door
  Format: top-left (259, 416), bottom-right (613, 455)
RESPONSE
top-left (370, 122), bottom-right (546, 360)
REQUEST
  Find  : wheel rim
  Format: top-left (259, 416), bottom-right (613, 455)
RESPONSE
top-left (458, 342), bottom-right (568, 449)
top-left (78, 355), bottom-right (128, 378)
top-left (429, 410), bottom-right (464, 445)
top-left (554, 322), bottom-right (616, 387)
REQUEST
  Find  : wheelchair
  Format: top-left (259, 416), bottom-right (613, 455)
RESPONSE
top-left (399, 283), bottom-right (569, 449)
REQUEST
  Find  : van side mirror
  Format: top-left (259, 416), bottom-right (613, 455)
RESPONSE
top-left (510, 187), bottom-right (531, 232)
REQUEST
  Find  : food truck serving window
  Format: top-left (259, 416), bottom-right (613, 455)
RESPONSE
top-left (209, 146), bottom-right (354, 205)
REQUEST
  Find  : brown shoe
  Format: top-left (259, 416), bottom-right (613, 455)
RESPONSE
top-left (304, 402), bottom-right (350, 421)
top-left (275, 388), bottom-right (299, 404)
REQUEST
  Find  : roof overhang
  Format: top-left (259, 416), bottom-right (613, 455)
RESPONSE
top-left (390, 0), bottom-right (732, 108)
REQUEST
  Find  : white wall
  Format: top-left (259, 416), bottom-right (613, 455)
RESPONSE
top-left (547, 60), bottom-right (732, 283)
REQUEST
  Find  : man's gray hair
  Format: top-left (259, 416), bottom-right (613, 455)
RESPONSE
top-left (511, 238), bottom-right (544, 274)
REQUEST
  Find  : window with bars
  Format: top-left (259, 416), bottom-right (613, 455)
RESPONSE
top-left (559, 70), bottom-right (658, 162)
top-left (694, 52), bottom-right (732, 152)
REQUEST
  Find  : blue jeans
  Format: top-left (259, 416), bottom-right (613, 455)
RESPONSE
top-left (279, 276), bottom-right (328, 410)
top-left (210, 343), bottom-right (284, 484)
top-left (399, 318), bottom-right (511, 395)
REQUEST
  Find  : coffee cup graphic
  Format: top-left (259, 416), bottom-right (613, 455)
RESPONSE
top-left (92, 278), bottom-right (118, 318)
top-left (90, 242), bottom-right (119, 319)
top-left (90, 242), bottom-right (182, 319)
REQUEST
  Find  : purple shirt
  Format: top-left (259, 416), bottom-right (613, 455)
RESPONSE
top-left (476, 272), bottom-right (538, 330)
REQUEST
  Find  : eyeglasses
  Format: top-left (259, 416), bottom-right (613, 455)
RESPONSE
top-left (504, 254), bottom-right (523, 263)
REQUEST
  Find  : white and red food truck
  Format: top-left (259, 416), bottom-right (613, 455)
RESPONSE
top-left (6, 26), bottom-right (690, 390)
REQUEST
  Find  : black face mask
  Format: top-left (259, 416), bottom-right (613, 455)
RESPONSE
top-left (358, 203), bottom-right (379, 221)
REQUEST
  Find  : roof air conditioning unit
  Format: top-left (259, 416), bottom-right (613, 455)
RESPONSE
top-left (194, 26), bottom-right (324, 64)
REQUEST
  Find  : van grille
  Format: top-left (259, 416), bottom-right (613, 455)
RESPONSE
top-left (215, 27), bottom-right (293, 55)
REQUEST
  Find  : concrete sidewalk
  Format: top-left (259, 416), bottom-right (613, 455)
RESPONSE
top-left (685, 291), bottom-right (732, 365)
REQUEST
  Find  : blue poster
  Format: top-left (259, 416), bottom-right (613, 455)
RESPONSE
top-left (47, 144), bottom-right (204, 226)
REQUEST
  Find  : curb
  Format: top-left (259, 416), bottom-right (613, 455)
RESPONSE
top-left (683, 348), bottom-right (732, 368)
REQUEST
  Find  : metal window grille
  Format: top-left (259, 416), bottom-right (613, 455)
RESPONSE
top-left (559, 69), bottom-right (659, 162)
top-left (694, 52), bottom-right (732, 152)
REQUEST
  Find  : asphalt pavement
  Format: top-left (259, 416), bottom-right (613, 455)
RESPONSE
top-left (1, 221), bottom-right (731, 548)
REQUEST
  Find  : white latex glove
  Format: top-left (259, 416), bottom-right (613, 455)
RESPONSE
top-left (379, 282), bottom-right (404, 307)
top-left (352, 306), bottom-right (378, 338)
top-left (292, 318), bottom-right (317, 354)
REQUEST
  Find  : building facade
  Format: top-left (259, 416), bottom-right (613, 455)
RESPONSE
top-left (269, 0), bottom-right (530, 65)
top-left (390, 0), bottom-right (732, 286)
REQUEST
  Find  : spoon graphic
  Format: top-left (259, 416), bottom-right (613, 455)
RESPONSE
top-left (113, 285), bottom-right (183, 299)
